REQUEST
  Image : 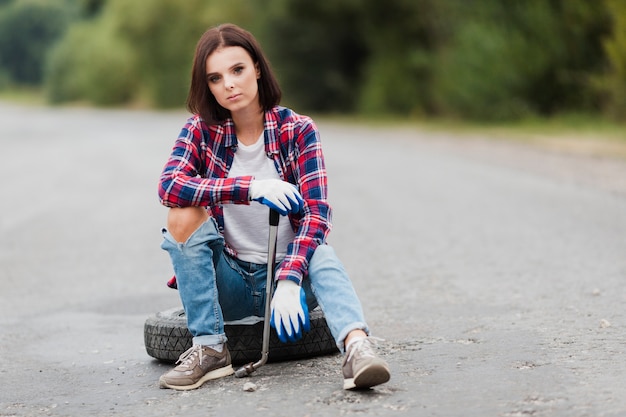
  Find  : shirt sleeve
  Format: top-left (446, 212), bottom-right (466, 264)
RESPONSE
top-left (158, 118), bottom-right (252, 208)
top-left (275, 118), bottom-right (332, 285)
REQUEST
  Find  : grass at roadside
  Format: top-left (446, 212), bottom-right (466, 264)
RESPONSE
top-left (2, 89), bottom-right (624, 159)
top-left (318, 112), bottom-right (626, 160)
top-left (430, 114), bottom-right (626, 159)
top-left (0, 86), bottom-right (47, 106)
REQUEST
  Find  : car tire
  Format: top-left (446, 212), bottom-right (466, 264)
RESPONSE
top-left (144, 307), bottom-right (339, 365)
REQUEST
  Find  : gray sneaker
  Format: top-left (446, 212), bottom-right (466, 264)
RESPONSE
top-left (342, 338), bottom-right (390, 390)
top-left (159, 345), bottom-right (234, 390)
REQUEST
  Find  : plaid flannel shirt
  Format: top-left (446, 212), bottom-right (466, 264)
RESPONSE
top-left (158, 106), bottom-right (332, 285)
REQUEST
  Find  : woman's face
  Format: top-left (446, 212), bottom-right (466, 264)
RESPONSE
top-left (205, 46), bottom-right (261, 116)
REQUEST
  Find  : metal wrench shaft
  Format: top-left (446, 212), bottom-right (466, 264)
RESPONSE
top-left (234, 209), bottom-right (280, 378)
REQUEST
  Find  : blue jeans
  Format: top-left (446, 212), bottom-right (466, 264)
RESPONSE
top-left (161, 218), bottom-right (369, 352)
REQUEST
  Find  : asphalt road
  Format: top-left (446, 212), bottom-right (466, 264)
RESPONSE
top-left (1, 102), bottom-right (626, 417)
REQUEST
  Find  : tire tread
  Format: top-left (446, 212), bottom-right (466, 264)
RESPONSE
top-left (144, 307), bottom-right (339, 364)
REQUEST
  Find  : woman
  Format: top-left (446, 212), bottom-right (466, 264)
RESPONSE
top-left (158, 23), bottom-right (390, 391)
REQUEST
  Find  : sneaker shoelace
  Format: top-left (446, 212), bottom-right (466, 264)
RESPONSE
top-left (346, 337), bottom-right (384, 362)
top-left (176, 345), bottom-right (204, 368)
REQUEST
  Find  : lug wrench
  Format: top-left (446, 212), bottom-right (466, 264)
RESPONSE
top-left (234, 208), bottom-right (280, 378)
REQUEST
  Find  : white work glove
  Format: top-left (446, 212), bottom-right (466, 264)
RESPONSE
top-left (270, 280), bottom-right (310, 343)
top-left (249, 179), bottom-right (304, 216)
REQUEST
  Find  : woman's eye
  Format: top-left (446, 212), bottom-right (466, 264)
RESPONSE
top-left (208, 76), bottom-right (220, 83)
top-left (234, 66), bottom-right (243, 74)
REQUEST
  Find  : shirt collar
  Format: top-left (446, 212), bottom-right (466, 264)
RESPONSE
top-left (220, 107), bottom-right (280, 154)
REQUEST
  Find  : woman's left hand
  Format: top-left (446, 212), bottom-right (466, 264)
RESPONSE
top-left (270, 280), bottom-right (311, 343)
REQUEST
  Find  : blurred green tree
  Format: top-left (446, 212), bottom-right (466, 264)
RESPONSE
top-left (357, 0), bottom-right (442, 116)
top-left (0, 1), bottom-right (71, 85)
top-left (77, 0), bottom-right (106, 17)
top-left (45, 0), bottom-right (259, 107)
top-left (600, 0), bottom-right (626, 120)
top-left (32, 0), bottom-right (621, 122)
top-left (261, 0), bottom-right (368, 113)
top-left (45, 20), bottom-right (137, 105)
top-left (432, 0), bottom-right (609, 120)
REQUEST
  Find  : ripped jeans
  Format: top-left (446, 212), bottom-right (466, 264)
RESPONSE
top-left (161, 217), bottom-right (369, 352)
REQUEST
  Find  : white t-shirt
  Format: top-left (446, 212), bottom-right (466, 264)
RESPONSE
top-left (223, 133), bottom-right (297, 264)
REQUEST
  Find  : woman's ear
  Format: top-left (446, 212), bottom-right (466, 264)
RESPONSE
top-left (255, 62), bottom-right (261, 79)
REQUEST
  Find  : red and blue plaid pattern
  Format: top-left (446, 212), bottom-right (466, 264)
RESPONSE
top-left (159, 106), bottom-right (332, 285)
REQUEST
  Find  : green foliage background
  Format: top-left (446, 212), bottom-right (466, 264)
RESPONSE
top-left (0, 0), bottom-right (624, 121)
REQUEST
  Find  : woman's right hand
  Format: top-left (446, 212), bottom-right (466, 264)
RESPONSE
top-left (249, 179), bottom-right (304, 215)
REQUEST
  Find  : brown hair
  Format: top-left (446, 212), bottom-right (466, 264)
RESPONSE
top-left (186, 23), bottom-right (282, 125)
